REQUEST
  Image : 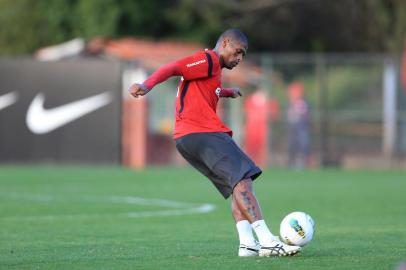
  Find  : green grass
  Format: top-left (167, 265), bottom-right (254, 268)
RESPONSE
top-left (0, 166), bottom-right (405, 270)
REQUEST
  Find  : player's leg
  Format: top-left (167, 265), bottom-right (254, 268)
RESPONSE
top-left (232, 178), bottom-right (262, 222)
top-left (233, 178), bottom-right (301, 257)
top-left (176, 133), bottom-right (300, 256)
top-left (232, 194), bottom-right (259, 256)
top-left (231, 195), bottom-right (246, 222)
top-left (176, 134), bottom-right (260, 256)
top-left (233, 178), bottom-right (276, 244)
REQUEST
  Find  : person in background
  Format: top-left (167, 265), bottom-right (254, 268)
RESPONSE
top-left (287, 82), bottom-right (311, 168)
top-left (244, 88), bottom-right (279, 167)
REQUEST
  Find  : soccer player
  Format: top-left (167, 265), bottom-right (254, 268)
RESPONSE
top-left (128, 29), bottom-right (301, 257)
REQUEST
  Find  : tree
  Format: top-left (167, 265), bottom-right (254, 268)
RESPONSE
top-left (0, 0), bottom-right (405, 55)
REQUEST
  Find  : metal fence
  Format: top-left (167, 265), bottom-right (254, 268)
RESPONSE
top-left (1, 54), bottom-right (404, 168)
top-left (145, 53), bottom-right (406, 169)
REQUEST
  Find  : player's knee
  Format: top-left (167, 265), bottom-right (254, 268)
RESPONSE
top-left (234, 178), bottom-right (253, 192)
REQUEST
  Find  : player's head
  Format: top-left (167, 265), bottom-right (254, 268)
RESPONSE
top-left (288, 82), bottom-right (304, 100)
top-left (215, 29), bottom-right (248, 70)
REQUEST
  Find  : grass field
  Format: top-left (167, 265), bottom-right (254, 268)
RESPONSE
top-left (0, 166), bottom-right (405, 270)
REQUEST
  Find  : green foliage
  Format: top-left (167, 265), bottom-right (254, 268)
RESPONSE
top-left (268, 61), bottom-right (382, 113)
top-left (116, 0), bottom-right (174, 37)
top-left (0, 0), bottom-right (45, 54)
top-left (0, 0), bottom-right (405, 55)
top-left (324, 65), bottom-right (382, 110)
top-left (0, 0), bottom-right (174, 55)
top-left (73, 0), bottom-right (120, 38)
top-left (165, 0), bottom-right (229, 44)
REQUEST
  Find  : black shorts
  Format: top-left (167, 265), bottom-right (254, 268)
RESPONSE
top-left (175, 132), bottom-right (262, 199)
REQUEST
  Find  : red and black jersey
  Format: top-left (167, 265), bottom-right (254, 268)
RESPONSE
top-left (143, 50), bottom-right (232, 139)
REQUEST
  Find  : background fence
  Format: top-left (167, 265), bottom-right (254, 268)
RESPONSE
top-left (145, 53), bottom-right (406, 169)
top-left (1, 54), bottom-right (405, 168)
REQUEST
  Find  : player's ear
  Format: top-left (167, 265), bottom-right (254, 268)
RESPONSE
top-left (222, 38), bottom-right (229, 49)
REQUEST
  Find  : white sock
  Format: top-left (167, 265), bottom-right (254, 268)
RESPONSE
top-left (236, 220), bottom-right (256, 246)
top-left (252, 219), bottom-right (276, 246)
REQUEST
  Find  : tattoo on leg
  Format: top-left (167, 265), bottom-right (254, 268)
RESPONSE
top-left (240, 191), bottom-right (258, 221)
top-left (241, 191), bottom-right (250, 204)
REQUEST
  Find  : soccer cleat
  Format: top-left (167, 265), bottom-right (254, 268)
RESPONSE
top-left (269, 235), bottom-right (282, 242)
top-left (238, 241), bottom-right (260, 257)
top-left (259, 241), bottom-right (301, 257)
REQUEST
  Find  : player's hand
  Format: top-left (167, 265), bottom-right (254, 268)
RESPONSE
top-left (129, 83), bottom-right (149, 98)
top-left (230, 87), bottom-right (242, 98)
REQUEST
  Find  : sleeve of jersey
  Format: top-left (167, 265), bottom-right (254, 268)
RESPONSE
top-left (143, 61), bottom-right (182, 90)
top-left (143, 51), bottom-right (217, 90)
top-left (218, 88), bottom-right (235, 97)
top-left (177, 51), bottom-right (217, 81)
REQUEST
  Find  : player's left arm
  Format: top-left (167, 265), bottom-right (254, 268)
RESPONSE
top-left (217, 87), bottom-right (242, 98)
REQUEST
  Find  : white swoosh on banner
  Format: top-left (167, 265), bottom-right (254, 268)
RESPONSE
top-left (0, 91), bottom-right (18, 111)
top-left (26, 92), bottom-right (113, 134)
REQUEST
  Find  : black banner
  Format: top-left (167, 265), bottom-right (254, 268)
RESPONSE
top-left (0, 59), bottom-right (122, 164)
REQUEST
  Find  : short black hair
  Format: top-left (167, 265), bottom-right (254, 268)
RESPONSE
top-left (217, 28), bottom-right (248, 48)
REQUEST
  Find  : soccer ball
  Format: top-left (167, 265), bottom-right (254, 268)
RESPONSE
top-left (280, 211), bottom-right (315, 247)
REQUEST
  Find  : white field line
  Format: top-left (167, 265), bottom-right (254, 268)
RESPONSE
top-left (0, 193), bottom-right (216, 220)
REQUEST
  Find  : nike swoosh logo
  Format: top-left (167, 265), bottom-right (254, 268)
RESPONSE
top-left (26, 92), bottom-right (113, 134)
top-left (0, 92), bottom-right (18, 111)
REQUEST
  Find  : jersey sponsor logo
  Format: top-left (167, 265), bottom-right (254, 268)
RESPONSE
top-left (26, 92), bottom-right (113, 134)
top-left (186, 59), bottom-right (206, 68)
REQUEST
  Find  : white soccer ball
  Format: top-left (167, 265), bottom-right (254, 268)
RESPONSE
top-left (280, 211), bottom-right (315, 247)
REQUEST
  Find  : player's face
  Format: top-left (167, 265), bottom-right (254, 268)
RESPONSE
top-left (223, 39), bottom-right (247, 70)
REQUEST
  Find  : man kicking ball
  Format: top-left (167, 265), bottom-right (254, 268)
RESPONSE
top-left (128, 29), bottom-right (301, 257)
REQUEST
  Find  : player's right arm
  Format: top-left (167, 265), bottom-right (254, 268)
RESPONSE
top-left (128, 83), bottom-right (150, 98)
top-left (129, 51), bottom-right (216, 98)
top-left (129, 61), bottom-right (181, 98)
